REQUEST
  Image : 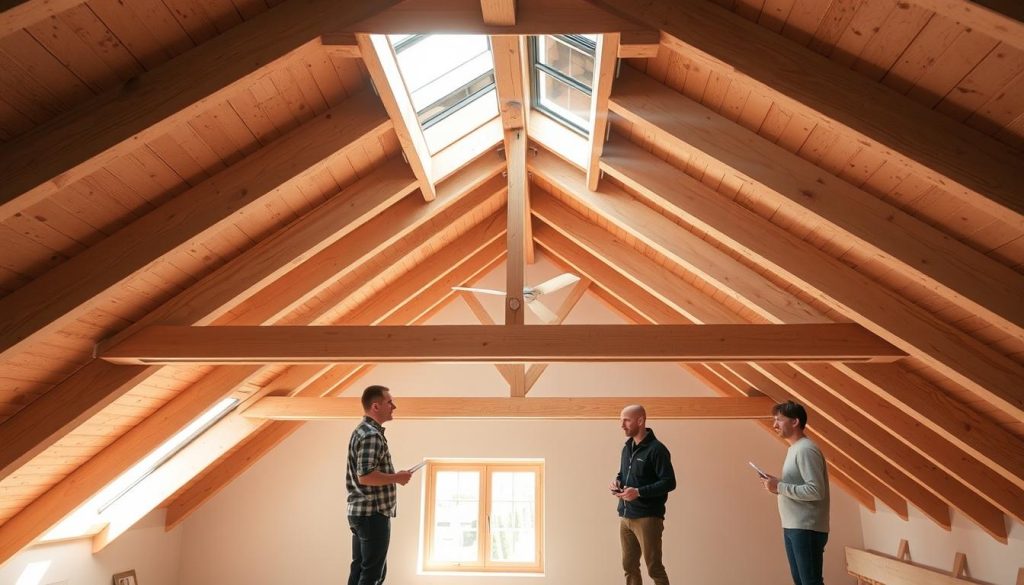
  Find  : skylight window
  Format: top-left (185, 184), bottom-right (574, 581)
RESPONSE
top-left (530, 35), bottom-right (598, 134)
top-left (39, 397), bottom-right (239, 542)
top-left (390, 34), bottom-right (499, 154)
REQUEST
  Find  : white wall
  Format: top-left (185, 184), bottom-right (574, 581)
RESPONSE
top-left (0, 511), bottom-right (182, 585)
top-left (860, 506), bottom-right (1024, 585)
top-left (178, 416), bottom-right (862, 585)
top-left (177, 256), bottom-right (863, 585)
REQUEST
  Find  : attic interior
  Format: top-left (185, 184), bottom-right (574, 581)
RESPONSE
top-left (0, 0), bottom-right (1023, 583)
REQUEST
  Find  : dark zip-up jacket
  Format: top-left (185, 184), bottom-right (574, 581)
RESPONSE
top-left (616, 427), bottom-right (676, 519)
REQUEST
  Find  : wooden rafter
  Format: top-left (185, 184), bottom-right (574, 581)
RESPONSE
top-left (92, 230), bottom-right (509, 551)
top-left (0, 156), bottom-right (415, 483)
top-left (907, 0), bottom-right (1024, 51)
top-left (530, 173), bottom-right (1021, 534)
top-left (533, 233), bottom-right (905, 517)
top-left (593, 0), bottom-right (1024, 228)
top-left (585, 33), bottom-right (619, 190)
top-left (610, 66), bottom-right (1024, 343)
top-left (599, 141), bottom-right (1024, 423)
top-left (0, 92), bottom-right (391, 363)
top-left (0, 0), bottom-right (398, 219)
top-left (218, 153), bottom-right (505, 325)
top-left (529, 150), bottom-right (822, 325)
top-left (0, 0), bottom-right (86, 37)
top-left (0, 209), bottom-right (506, 563)
top-left (357, 33), bottom-right (437, 201)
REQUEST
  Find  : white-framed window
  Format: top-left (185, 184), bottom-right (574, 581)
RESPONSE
top-left (530, 34), bottom-right (597, 134)
top-left (422, 460), bottom-right (544, 573)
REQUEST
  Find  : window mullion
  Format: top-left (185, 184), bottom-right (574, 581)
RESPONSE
top-left (480, 464), bottom-right (491, 567)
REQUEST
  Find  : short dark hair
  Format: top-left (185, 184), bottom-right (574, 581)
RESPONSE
top-left (772, 400), bottom-right (807, 429)
top-left (361, 385), bottom-right (390, 411)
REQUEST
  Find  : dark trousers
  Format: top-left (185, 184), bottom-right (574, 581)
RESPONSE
top-left (348, 513), bottom-right (390, 585)
top-left (783, 528), bottom-right (828, 585)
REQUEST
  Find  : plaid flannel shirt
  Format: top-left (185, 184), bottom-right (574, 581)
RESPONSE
top-left (346, 416), bottom-right (397, 517)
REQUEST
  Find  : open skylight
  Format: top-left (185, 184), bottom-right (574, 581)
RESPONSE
top-left (390, 34), bottom-right (499, 154)
top-left (39, 397), bottom-right (239, 542)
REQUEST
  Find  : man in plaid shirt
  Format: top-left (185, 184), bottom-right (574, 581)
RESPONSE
top-left (346, 385), bottom-right (412, 585)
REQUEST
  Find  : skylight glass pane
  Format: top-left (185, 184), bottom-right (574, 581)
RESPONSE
top-left (537, 71), bottom-right (591, 129)
top-left (537, 36), bottom-right (595, 89)
top-left (394, 35), bottom-right (492, 114)
top-left (423, 87), bottom-right (498, 154)
top-left (40, 397), bottom-right (239, 542)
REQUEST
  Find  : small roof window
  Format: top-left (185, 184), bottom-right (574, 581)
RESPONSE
top-left (390, 34), bottom-right (499, 154)
top-left (530, 34), bottom-right (598, 135)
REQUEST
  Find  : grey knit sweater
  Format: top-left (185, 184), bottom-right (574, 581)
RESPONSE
top-left (777, 436), bottom-right (830, 533)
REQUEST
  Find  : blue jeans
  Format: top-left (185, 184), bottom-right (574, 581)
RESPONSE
top-left (783, 528), bottom-right (828, 585)
top-left (348, 513), bottom-right (390, 585)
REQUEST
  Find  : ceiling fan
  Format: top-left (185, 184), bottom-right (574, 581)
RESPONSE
top-left (453, 273), bottom-right (581, 323)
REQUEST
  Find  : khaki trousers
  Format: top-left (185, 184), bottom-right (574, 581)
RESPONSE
top-left (619, 516), bottom-right (669, 585)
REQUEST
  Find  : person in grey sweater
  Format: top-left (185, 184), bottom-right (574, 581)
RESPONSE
top-left (762, 401), bottom-right (830, 585)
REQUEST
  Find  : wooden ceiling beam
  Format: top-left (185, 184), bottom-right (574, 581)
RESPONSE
top-left (755, 363), bottom-right (1007, 541)
top-left (2, 215), bottom-right (505, 561)
top-left (319, 32), bottom-right (362, 58)
top-left (530, 148), bottom-right (822, 325)
top-left (0, 154), bottom-right (413, 485)
top-left (244, 396), bottom-right (775, 419)
top-left (617, 29), bottom-right (659, 58)
top-left (505, 129), bottom-right (529, 335)
top-left (94, 231), bottom-right (508, 550)
top-left (907, 0), bottom-right (1024, 51)
top-left (594, 0), bottom-right (1024, 228)
top-left (0, 0), bottom-right (85, 37)
top-left (358, 33), bottom-right (437, 201)
top-left (796, 362), bottom-right (1024, 521)
top-left (0, 0), bottom-right (397, 219)
top-left (839, 362), bottom-right (1024, 492)
top-left (601, 140), bottom-right (1024, 423)
top-left (536, 236), bottom-right (899, 516)
top-left (481, 0), bottom-right (516, 25)
top-left (218, 152), bottom-right (505, 325)
top-left (461, 292), bottom-right (521, 388)
top-left (523, 276), bottom-right (591, 394)
top-left (585, 33), bottom-right (619, 190)
top-left (99, 323), bottom-right (905, 365)
top-left (490, 35), bottom-right (534, 265)
top-left (0, 92), bottom-right (392, 364)
top-left (611, 67), bottom-right (1024, 344)
top-left (337, 0), bottom-right (652, 35)
top-left (533, 188), bottom-right (1015, 533)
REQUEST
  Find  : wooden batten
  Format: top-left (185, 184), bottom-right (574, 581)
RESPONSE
top-left (243, 396), bottom-right (776, 420)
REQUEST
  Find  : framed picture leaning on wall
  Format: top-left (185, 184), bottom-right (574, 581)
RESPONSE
top-left (112, 569), bottom-right (138, 585)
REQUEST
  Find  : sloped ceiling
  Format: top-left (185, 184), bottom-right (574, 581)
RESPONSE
top-left (0, 0), bottom-right (1022, 562)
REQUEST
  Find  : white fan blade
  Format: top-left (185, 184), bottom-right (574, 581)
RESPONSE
top-left (452, 286), bottom-right (507, 297)
top-left (526, 299), bottom-right (559, 323)
top-left (530, 273), bottom-right (580, 296)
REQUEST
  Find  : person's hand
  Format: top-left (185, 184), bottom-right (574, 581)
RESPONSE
top-left (761, 475), bottom-right (779, 494)
top-left (609, 479), bottom-right (622, 494)
top-left (616, 487), bottom-right (640, 501)
top-left (395, 471), bottom-right (413, 486)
